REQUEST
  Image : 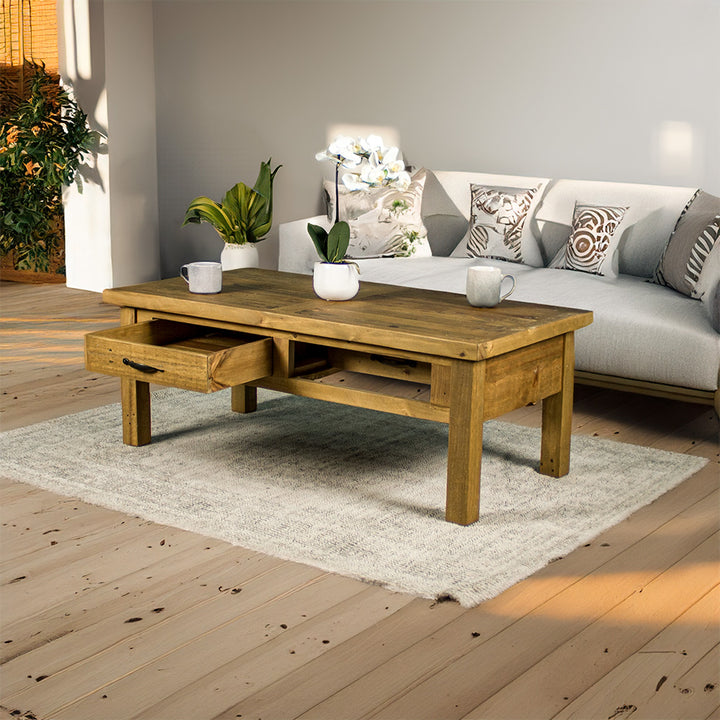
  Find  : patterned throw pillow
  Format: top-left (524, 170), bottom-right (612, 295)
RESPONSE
top-left (336, 169), bottom-right (431, 259)
top-left (550, 203), bottom-right (628, 276)
top-left (466, 185), bottom-right (539, 263)
top-left (652, 190), bottom-right (720, 298)
top-left (324, 181), bottom-right (376, 223)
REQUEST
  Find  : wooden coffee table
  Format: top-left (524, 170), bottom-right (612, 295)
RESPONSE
top-left (86, 268), bottom-right (592, 525)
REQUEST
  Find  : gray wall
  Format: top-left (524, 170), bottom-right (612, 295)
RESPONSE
top-left (153, 0), bottom-right (720, 276)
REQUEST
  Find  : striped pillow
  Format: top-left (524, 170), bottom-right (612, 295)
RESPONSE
top-left (653, 190), bottom-right (720, 297)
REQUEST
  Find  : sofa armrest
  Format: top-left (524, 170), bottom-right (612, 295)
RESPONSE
top-left (278, 214), bottom-right (329, 274)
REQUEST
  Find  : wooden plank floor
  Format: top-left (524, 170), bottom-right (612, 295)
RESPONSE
top-left (1, 281), bottom-right (718, 720)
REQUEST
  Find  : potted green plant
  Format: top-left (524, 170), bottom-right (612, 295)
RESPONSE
top-left (306, 220), bottom-right (359, 300)
top-left (182, 158), bottom-right (281, 270)
top-left (0, 62), bottom-right (102, 280)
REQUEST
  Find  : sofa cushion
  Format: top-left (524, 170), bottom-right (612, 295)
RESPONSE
top-left (549, 203), bottom-right (629, 277)
top-left (327, 169), bottom-right (433, 259)
top-left (652, 190), bottom-right (720, 297)
top-left (463, 184), bottom-right (542, 265)
top-left (695, 240), bottom-right (720, 298)
top-left (519, 268), bottom-right (720, 391)
top-left (703, 275), bottom-right (720, 333)
top-left (534, 179), bottom-right (698, 276)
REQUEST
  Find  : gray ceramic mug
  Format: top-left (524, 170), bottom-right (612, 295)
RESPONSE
top-left (181, 261), bottom-right (222, 294)
top-left (466, 265), bottom-right (515, 307)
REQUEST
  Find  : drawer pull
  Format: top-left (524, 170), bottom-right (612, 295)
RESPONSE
top-left (123, 357), bottom-right (165, 374)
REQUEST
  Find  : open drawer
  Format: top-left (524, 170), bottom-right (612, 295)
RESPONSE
top-left (85, 319), bottom-right (273, 392)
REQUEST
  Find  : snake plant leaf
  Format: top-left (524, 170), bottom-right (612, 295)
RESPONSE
top-left (182, 197), bottom-right (234, 242)
top-left (250, 159), bottom-right (280, 239)
top-left (182, 159), bottom-right (281, 244)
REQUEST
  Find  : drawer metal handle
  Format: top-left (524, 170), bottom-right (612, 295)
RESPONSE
top-left (123, 357), bottom-right (164, 374)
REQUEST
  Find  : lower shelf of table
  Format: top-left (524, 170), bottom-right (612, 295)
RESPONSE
top-left (252, 369), bottom-right (448, 423)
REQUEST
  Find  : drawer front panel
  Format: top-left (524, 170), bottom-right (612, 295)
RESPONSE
top-left (85, 320), bottom-right (273, 392)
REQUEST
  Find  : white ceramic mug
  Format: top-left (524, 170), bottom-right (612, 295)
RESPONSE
top-left (180, 261), bottom-right (222, 294)
top-left (466, 265), bottom-right (516, 307)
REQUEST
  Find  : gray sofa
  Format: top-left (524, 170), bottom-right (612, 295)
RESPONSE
top-left (279, 170), bottom-right (720, 412)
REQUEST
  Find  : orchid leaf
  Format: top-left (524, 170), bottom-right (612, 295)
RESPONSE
top-left (307, 222), bottom-right (330, 263)
top-left (326, 221), bottom-right (350, 262)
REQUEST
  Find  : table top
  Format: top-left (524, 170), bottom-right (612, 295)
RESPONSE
top-left (102, 268), bottom-right (593, 361)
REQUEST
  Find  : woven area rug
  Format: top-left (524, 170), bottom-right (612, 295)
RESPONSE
top-left (0, 388), bottom-right (708, 607)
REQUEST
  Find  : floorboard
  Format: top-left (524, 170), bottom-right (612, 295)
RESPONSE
top-left (1, 281), bottom-right (718, 720)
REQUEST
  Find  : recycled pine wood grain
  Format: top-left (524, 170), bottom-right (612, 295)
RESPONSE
top-left (216, 598), bottom-right (467, 720)
top-left (295, 482), bottom-right (719, 720)
top-left (4, 563), bottom-right (336, 716)
top-left (0, 281), bottom-right (717, 720)
top-left (549, 586), bottom-right (719, 720)
top-left (79, 585), bottom-right (413, 720)
top-left (1, 545), bottom-right (278, 692)
top-left (465, 531), bottom-right (720, 718)
top-left (101, 268), bottom-right (592, 362)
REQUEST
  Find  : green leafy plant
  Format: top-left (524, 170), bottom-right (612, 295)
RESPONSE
top-left (183, 159), bottom-right (281, 245)
top-left (0, 62), bottom-right (102, 272)
top-left (306, 220), bottom-right (352, 263)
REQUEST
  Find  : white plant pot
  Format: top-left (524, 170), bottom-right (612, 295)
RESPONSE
top-left (313, 262), bottom-right (359, 301)
top-left (220, 243), bottom-right (259, 270)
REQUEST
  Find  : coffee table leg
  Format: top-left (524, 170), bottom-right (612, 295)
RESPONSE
top-left (118, 307), bottom-right (151, 446)
top-left (446, 360), bottom-right (486, 525)
top-left (232, 385), bottom-right (257, 413)
top-left (121, 377), bottom-right (151, 446)
top-left (540, 332), bottom-right (575, 477)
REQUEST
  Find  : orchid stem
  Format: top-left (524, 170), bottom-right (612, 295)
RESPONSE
top-left (335, 162), bottom-right (340, 224)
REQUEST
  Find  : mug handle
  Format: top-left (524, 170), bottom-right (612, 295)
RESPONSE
top-left (180, 265), bottom-right (190, 284)
top-left (500, 274), bottom-right (516, 301)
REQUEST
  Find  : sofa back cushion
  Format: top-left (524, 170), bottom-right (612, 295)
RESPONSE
top-left (533, 179), bottom-right (698, 277)
top-left (419, 170), bottom-right (471, 256)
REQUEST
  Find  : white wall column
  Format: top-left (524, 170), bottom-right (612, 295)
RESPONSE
top-left (59, 0), bottom-right (160, 291)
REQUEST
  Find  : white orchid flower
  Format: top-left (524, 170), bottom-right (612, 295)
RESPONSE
top-left (381, 146), bottom-right (400, 166)
top-left (350, 137), bottom-right (366, 156)
top-left (361, 134), bottom-right (386, 155)
top-left (329, 136), bottom-right (363, 165)
top-left (391, 170), bottom-right (412, 190)
top-left (341, 172), bottom-right (367, 191)
top-left (327, 135), bottom-right (354, 155)
top-left (316, 134), bottom-right (409, 194)
top-left (360, 161), bottom-right (387, 187)
top-left (384, 154), bottom-right (406, 179)
top-left (341, 154), bottom-right (363, 169)
top-left (315, 136), bottom-right (362, 169)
